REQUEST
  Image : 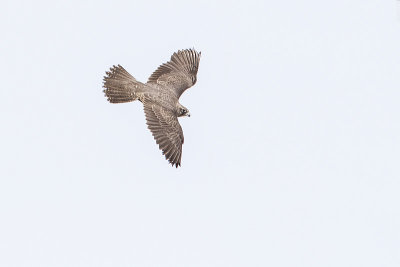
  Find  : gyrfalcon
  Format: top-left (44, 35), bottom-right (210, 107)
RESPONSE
top-left (103, 48), bottom-right (201, 167)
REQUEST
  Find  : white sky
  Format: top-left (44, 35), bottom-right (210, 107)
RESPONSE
top-left (1, 0), bottom-right (400, 266)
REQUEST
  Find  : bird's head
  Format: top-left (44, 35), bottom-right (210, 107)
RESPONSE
top-left (178, 105), bottom-right (190, 117)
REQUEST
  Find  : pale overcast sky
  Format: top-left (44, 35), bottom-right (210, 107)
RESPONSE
top-left (1, 0), bottom-right (399, 266)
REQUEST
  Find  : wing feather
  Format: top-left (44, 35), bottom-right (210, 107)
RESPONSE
top-left (147, 49), bottom-right (201, 98)
top-left (143, 102), bottom-right (184, 167)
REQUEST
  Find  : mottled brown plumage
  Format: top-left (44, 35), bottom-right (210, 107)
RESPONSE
top-left (103, 49), bottom-right (201, 167)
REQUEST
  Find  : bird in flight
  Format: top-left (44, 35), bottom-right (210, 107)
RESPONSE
top-left (103, 48), bottom-right (201, 167)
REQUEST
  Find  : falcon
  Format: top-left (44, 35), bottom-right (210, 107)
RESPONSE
top-left (103, 48), bottom-right (201, 168)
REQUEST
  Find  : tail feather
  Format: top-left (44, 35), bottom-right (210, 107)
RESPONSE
top-left (103, 65), bottom-right (143, 103)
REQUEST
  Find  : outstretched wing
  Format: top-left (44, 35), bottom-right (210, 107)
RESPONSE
top-left (143, 102), bottom-right (184, 167)
top-left (147, 49), bottom-right (201, 98)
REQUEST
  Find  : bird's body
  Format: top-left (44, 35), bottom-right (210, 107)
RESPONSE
top-left (103, 49), bottom-right (201, 167)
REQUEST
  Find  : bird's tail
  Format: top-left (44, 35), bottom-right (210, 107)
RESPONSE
top-left (103, 65), bottom-right (144, 103)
